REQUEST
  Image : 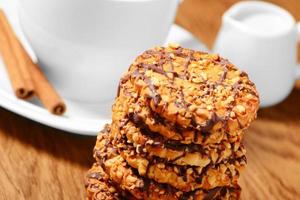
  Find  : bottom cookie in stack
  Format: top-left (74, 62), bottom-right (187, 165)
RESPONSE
top-left (85, 125), bottom-right (241, 200)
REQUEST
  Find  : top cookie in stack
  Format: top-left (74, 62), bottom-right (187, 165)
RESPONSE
top-left (86, 44), bottom-right (259, 200)
top-left (114, 44), bottom-right (259, 146)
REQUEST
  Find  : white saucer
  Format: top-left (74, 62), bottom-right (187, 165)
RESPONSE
top-left (0, 0), bottom-right (208, 136)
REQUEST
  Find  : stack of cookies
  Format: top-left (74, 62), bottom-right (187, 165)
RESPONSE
top-left (85, 44), bottom-right (259, 200)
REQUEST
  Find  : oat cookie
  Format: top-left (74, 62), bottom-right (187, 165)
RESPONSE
top-left (94, 125), bottom-right (245, 192)
top-left (93, 126), bottom-right (241, 199)
top-left (113, 83), bottom-right (244, 145)
top-left (117, 45), bottom-right (259, 135)
top-left (85, 163), bottom-right (123, 200)
top-left (111, 118), bottom-right (246, 167)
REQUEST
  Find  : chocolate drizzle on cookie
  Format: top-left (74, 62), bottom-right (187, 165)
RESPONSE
top-left (121, 45), bottom-right (258, 134)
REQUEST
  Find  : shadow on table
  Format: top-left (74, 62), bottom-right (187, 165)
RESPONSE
top-left (0, 107), bottom-right (96, 168)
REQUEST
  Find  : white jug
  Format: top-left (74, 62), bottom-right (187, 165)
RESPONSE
top-left (214, 1), bottom-right (300, 107)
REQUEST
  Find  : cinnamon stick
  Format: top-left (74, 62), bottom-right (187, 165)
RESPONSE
top-left (0, 9), bottom-right (34, 99)
top-left (0, 9), bottom-right (66, 115)
top-left (22, 48), bottom-right (66, 115)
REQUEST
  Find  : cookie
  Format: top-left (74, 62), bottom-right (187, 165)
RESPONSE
top-left (102, 155), bottom-right (240, 200)
top-left (85, 163), bottom-right (123, 200)
top-left (111, 118), bottom-right (246, 167)
top-left (92, 130), bottom-right (241, 199)
top-left (117, 45), bottom-right (259, 135)
top-left (94, 125), bottom-right (245, 192)
top-left (113, 83), bottom-right (243, 145)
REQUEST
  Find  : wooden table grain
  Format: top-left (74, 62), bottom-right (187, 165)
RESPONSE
top-left (1, 0), bottom-right (300, 199)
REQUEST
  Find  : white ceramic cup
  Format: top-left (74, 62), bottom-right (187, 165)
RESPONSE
top-left (18, 0), bottom-right (180, 103)
top-left (213, 1), bottom-right (300, 107)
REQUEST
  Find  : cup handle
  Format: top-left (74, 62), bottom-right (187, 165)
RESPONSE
top-left (296, 22), bottom-right (300, 79)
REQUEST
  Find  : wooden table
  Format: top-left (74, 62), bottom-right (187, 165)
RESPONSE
top-left (1, 0), bottom-right (300, 199)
